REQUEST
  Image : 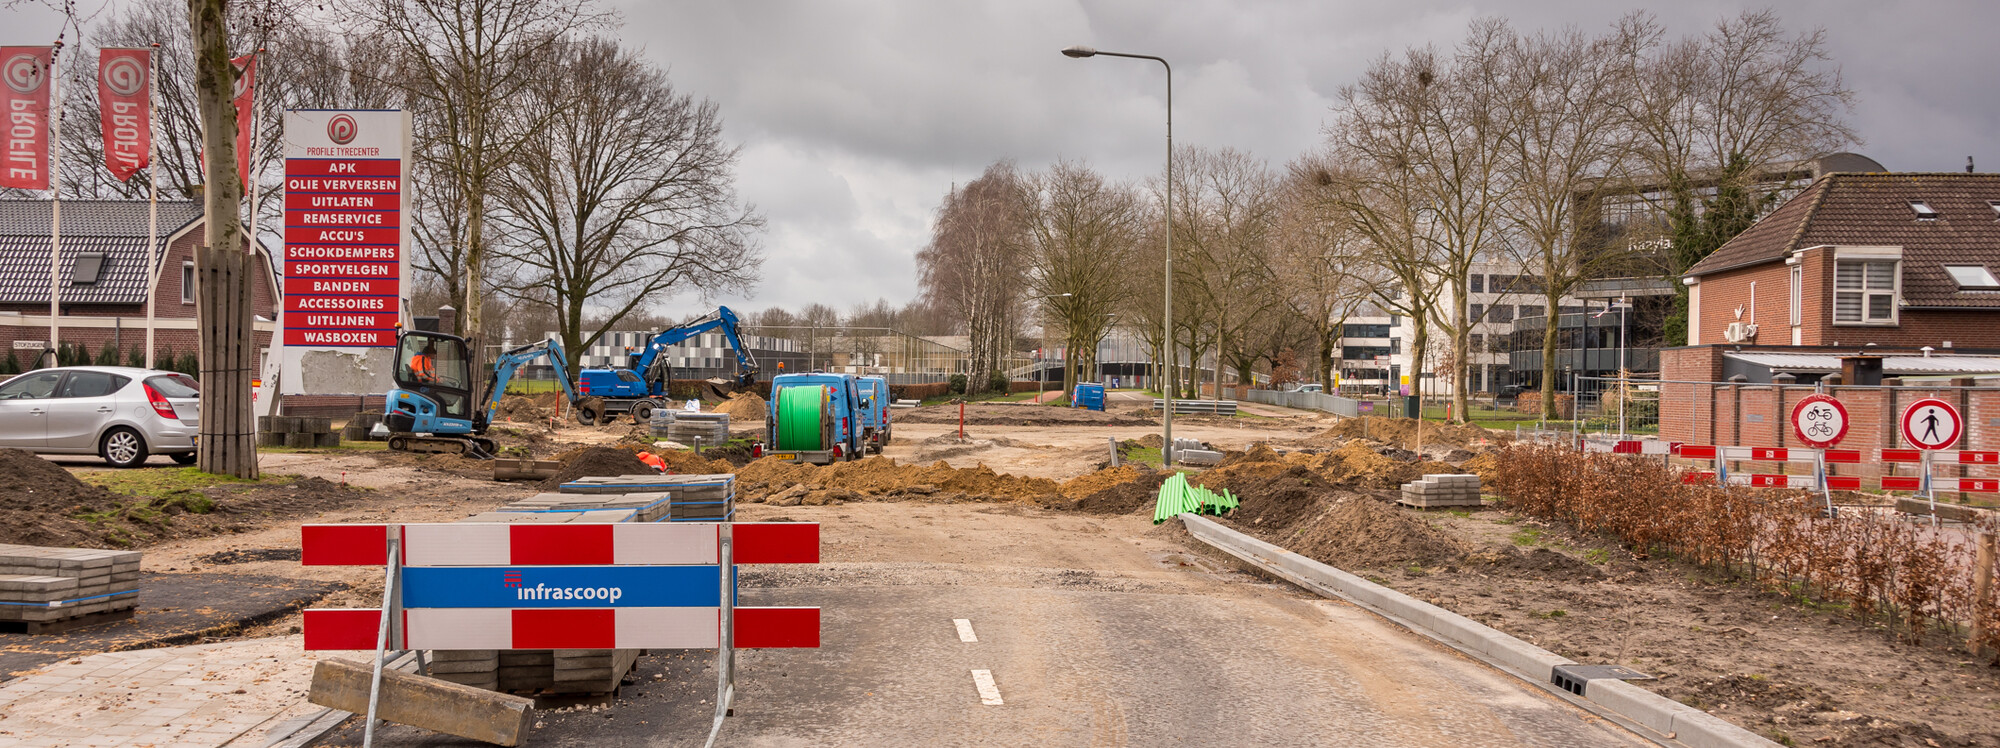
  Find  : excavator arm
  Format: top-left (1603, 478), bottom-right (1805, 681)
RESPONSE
top-left (630, 306), bottom-right (762, 394)
top-left (477, 338), bottom-right (582, 431)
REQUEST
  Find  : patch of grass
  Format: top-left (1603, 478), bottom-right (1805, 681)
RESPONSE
top-left (1444, 508), bottom-right (1473, 519)
top-left (1581, 548), bottom-right (1612, 565)
top-left (1494, 514), bottom-right (1520, 525)
top-left (1510, 527), bottom-right (1545, 546)
top-left (1122, 446), bottom-right (1163, 467)
top-left (1404, 563), bottom-right (1429, 577)
top-left (503, 378), bottom-right (563, 395)
top-left (77, 466), bottom-right (296, 522)
top-left (1768, 730), bottom-right (1795, 746)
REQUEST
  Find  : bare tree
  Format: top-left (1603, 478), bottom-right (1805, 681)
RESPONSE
top-left (1611, 10), bottom-right (1856, 343)
top-left (1280, 157), bottom-right (1378, 388)
top-left (917, 162), bottom-right (1026, 393)
top-left (1161, 146), bottom-right (1282, 400)
top-left (351, 0), bottom-right (603, 363)
top-left (186, 0), bottom-right (256, 477)
top-left (1496, 25), bottom-right (1634, 418)
top-left (491, 38), bottom-right (760, 382)
top-left (1017, 160), bottom-right (1143, 396)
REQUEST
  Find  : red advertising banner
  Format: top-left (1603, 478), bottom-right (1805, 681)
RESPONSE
top-left (1, 46), bottom-right (54, 191)
top-left (97, 48), bottom-right (151, 182)
top-left (283, 110), bottom-right (408, 349)
top-left (231, 54), bottom-right (255, 188)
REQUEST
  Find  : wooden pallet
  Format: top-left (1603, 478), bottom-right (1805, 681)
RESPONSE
top-left (0, 606), bottom-right (134, 634)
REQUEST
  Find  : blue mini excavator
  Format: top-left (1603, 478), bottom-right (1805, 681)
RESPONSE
top-left (382, 329), bottom-right (580, 457)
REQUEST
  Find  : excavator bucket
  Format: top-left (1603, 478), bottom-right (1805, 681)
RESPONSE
top-left (700, 378), bottom-right (736, 401)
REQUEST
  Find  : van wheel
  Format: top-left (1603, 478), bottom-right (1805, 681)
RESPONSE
top-left (100, 428), bottom-right (149, 468)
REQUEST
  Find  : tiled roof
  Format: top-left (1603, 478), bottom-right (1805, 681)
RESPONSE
top-left (0, 200), bottom-right (203, 305)
top-left (0, 199), bottom-right (201, 237)
top-left (1685, 173), bottom-right (2000, 309)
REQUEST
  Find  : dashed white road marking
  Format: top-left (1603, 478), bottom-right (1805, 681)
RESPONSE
top-left (953, 618), bottom-right (978, 642)
top-left (971, 669), bottom-right (1004, 705)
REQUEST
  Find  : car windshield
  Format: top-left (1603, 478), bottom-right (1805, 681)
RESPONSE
top-left (145, 373), bottom-right (200, 398)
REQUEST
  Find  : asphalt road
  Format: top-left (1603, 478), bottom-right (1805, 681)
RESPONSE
top-left (330, 503), bottom-right (1644, 748)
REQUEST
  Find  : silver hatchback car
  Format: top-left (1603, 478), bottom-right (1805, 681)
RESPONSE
top-left (0, 366), bottom-right (201, 467)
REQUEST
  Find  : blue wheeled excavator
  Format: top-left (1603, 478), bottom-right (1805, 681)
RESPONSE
top-left (383, 331), bottom-right (581, 457)
top-left (572, 306), bottom-right (761, 424)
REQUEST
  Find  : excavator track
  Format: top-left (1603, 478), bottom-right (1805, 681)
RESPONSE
top-left (386, 434), bottom-right (500, 459)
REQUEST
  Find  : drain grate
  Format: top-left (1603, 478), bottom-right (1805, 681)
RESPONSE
top-left (1550, 664), bottom-right (1654, 696)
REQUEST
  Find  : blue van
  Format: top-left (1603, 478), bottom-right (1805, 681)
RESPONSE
top-left (856, 376), bottom-right (892, 453)
top-left (1072, 382), bottom-right (1107, 411)
top-left (761, 373), bottom-right (864, 464)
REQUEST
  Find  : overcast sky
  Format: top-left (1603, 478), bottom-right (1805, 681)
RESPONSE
top-left (14, 1), bottom-right (2000, 322)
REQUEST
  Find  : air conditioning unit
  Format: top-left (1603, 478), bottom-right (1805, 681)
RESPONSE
top-left (1723, 322), bottom-right (1759, 343)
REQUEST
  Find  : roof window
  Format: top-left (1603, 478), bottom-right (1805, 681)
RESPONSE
top-left (1988, 200), bottom-right (1999, 219)
top-left (1945, 265), bottom-right (2000, 290)
top-left (1910, 200), bottom-right (1939, 220)
top-left (69, 252), bottom-right (106, 285)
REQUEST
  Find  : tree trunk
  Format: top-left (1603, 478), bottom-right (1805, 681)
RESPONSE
top-left (1540, 287), bottom-right (1562, 420)
top-left (187, 0), bottom-right (256, 478)
top-left (1450, 287), bottom-right (1470, 424)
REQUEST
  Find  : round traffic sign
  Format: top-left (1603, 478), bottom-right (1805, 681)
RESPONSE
top-left (1791, 394), bottom-right (1849, 448)
top-left (1901, 398), bottom-right (1962, 450)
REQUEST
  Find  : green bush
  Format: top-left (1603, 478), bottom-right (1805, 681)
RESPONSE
top-left (95, 341), bottom-right (121, 366)
top-left (948, 373), bottom-right (967, 395)
top-left (56, 342), bottom-right (88, 367)
top-left (986, 371), bottom-right (1009, 394)
top-left (174, 351), bottom-right (200, 379)
top-left (0, 352), bottom-right (18, 376)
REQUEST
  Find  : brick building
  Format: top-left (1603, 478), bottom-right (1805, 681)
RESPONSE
top-left (0, 199), bottom-right (278, 366)
top-left (1682, 172), bottom-right (2000, 349)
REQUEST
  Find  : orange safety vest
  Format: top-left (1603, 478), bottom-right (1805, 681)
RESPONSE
top-left (410, 354), bottom-right (435, 382)
top-left (637, 451), bottom-right (667, 473)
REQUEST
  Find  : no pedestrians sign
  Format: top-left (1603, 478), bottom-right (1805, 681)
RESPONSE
top-left (1901, 398), bottom-right (1962, 450)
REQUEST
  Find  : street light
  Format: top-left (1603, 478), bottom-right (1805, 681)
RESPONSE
top-left (1062, 43), bottom-right (1173, 464)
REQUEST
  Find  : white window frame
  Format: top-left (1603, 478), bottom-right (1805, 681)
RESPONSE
top-left (180, 261), bottom-right (195, 305)
top-left (1789, 265), bottom-right (1802, 327)
top-left (1832, 259), bottom-right (1899, 326)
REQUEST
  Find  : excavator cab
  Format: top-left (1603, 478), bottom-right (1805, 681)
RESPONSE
top-left (384, 330), bottom-right (494, 456)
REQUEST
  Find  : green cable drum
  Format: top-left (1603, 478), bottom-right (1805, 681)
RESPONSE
top-left (775, 386), bottom-right (825, 450)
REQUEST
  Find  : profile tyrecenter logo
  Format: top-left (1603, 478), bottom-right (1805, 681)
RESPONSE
top-left (3, 54), bottom-right (44, 94)
top-left (327, 113), bottom-right (358, 145)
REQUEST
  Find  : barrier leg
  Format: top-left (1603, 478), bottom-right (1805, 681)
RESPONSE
top-left (363, 530), bottom-right (402, 748)
top-left (705, 523), bottom-right (736, 748)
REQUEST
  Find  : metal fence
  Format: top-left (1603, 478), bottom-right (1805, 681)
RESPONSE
top-left (1234, 388), bottom-right (1404, 418)
top-left (1571, 375), bottom-right (1661, 438)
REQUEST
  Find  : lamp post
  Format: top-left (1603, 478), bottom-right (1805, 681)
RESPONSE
top-left (1063, 44), bottom-right (1173, 464)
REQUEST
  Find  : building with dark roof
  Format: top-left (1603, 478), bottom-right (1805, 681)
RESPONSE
top-left (1682, 172), bottom-right (2000, 350)
top-left (0, 199), bottom-right (277, 365)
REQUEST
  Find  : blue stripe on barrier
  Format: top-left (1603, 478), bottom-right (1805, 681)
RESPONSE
top-left (402, 565), bottom-right (721, 608)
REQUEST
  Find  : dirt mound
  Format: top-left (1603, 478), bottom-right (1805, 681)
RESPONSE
top-left (1071, 470), bottom-right (1168, 515)
top-left (1312, 416), bottom-right (1507, 451)
top-left (1196, 441), bottom-right (1434, 491)
top-left (652, 449), bottom-right (733, 475)
top-left (0, 450), bottom-right (373, 548)
top-left (494, 395), bottom-right (553, 423)
top-left (541, 446), bottom-right (654, 489)
top-left (1060, 465), bottom-right (1155, 499)
top-left (735, 455), bottom-right (1061, 504)
top-left (1281, 494), bottom-right (1466, 569)
top-left (714, 392), bottom-right (767, 420)
top-left (896, 402), bottom-right (1154, 427)
top-left (1218, 443), bottom-right (1283, 467)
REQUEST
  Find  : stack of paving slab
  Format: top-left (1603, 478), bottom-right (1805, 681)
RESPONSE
top-left (1170, 437), bottom-right (1223, 466)
top-left (427, 495), bottom-right (665, 695)
top-left (557, 473), bottom-right (735, 522)
top-left (0, 544), bottom-right (142, 631)
top-left (665, 411), bottom-right (730, 445)
top-left (1398, 474), bottom-right (1483, 509)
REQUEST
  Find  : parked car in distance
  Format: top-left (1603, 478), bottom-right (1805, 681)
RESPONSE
top-left (1285, 383), bottom-right (1323, 394)
top-left (0, 366), bottom-right (200, 467)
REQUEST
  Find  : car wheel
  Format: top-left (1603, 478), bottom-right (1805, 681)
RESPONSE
top-left (170, 452), bottom-right (197, 466)
top-left (100, 427), bottom-right (149, 468)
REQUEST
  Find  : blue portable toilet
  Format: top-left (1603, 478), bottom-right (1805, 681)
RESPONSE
top-left (1072, 382), bottom-right (1106, 411)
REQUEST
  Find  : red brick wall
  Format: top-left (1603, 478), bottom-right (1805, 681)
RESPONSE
top-left (1698, 247), bottom-right (2000, 349)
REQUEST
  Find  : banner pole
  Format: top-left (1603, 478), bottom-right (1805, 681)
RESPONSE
top-left (145, 45), bottom-right (159, 369)
top-left (48, 42), bottom-right (64, 357)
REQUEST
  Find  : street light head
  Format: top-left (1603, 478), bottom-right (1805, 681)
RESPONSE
top-left (1061, 45), bottom-right (1097, 58)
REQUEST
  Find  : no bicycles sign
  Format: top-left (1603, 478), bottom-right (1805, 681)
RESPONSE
top-left (1791, 394), bottom-right (1849, 448)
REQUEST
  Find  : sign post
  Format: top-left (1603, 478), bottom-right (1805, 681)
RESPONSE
top-left (1903, 398), bottom-right (1964, 523)
top-left (276, 109), bottom-right (413, 397)
top-left (1791, 394), bottom-right (1849, 514)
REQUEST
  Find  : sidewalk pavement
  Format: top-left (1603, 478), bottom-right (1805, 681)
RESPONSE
top-left (0, 636), bottom-right (323, 748)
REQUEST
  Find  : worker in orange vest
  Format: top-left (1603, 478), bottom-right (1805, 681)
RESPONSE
top-left (409, 342), bottom-right (437, 384)
top-left (636, 451), bottom-right (667, 473)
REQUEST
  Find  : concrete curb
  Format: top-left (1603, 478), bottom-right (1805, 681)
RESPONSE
top-left (1179, 514), bottom-right (1779, 748)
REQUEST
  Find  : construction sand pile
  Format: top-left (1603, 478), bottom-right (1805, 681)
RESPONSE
top-left (714, 392), bottom-right (768, 420)
top-left (1309, 416), bottom-right (1507, 451)
top-left (0, 449), bottom-right (368, 548)
top-left (493, 395), bottom-right (553, 423)
top-left (1197, 441), bottom-right (1446, 490)
top-left (541, 446), bottom-right (653, 489)
top-left (736, 455), bottom-right (1062, 505)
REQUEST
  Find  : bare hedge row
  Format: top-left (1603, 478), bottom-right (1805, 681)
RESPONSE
top-left (1486, 443), bottom-right (2000, 652)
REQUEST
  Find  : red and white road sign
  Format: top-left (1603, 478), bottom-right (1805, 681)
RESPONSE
top-left (1790, 394), bottom-right (1849, 448)
top-left (1901, 398), bottom-right (1962, 450)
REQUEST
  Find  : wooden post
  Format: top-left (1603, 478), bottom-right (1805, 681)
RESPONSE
top-left (188, 0), bottom-right (257, 478)
top-left (1975, 532), bottom-right (1996, 656)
